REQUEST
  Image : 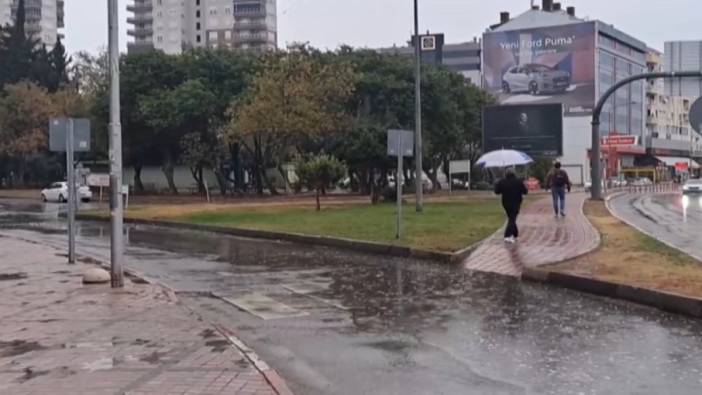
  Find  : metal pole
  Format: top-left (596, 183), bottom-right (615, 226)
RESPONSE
top-left (67, 118), bottom-right (75, 264)
top-left (396, 136), bottom-right (403, 239)
top-left (591, 71), bottom-right (702, 200)
top-left (108, 0), bottom-right (124, 288)
top-left (413, 0), bottom-right (423, 213)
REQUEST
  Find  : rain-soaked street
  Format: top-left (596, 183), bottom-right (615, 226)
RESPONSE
top-left (609, 192), bottom-right (702, 262)
top-left (2, 198), bottom-right (702, 395)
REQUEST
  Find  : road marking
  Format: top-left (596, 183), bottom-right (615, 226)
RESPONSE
top-left (281, 283), bottom-right (349, 311)
top-left (218, 293), bottom-right (308, 320)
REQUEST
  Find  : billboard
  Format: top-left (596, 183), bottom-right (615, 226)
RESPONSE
top-left (483, 103), bottom-right (563, 157)
top-left (483, 22), bottom-right (596, 116)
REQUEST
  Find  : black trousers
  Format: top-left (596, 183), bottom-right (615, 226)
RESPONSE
top-left (503, 205), bottom-right (520, 238)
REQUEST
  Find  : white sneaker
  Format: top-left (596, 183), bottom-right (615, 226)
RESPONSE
top-left (504, 237), bottom-right (516, 244)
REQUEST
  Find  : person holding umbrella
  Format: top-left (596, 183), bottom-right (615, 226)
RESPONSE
top-left (494, 168), bottom-right (528, 243)
top-left (477, 149), bottom-right (533, 244)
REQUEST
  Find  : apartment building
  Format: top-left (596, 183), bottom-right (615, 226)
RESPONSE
top-left (0, 0), bottom-right (64, 48)
top-left (377, 35), bottom-right (482, 85)
top-left (127, 0), bottom-right (277, 55)
top-left (664, 41), bottom-right (702, 98)
top-left (646, 49), bottom-right (702, 162)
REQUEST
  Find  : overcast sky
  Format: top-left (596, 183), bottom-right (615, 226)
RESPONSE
top-left (64, 0), bottom-right (701, 55)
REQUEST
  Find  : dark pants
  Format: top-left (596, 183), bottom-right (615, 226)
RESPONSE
top-left (504, 205), bottom-right (520, 238)
top-left (551, 187), bottom-right (566, 215)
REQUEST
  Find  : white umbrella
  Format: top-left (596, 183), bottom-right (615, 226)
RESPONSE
top-left (476, 149), bottom-right (533, 168)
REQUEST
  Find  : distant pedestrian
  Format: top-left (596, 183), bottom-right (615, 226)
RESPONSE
top-left (547, 162), bottom-right (572, 218)
top-left (494, 168), bottom-right (528, 243)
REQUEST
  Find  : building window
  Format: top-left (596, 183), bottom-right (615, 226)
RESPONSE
top-left (196, 0), bottom-right (200, 5)
top-left (196, 35), bottom-right (201, 43)
top-left (225, 7), bottom-right (232, 15)
top-left (196, 22), bottom-right (201, 30)
top-left (157, 36), bottom-right (163, 43)
top-left (225, 30), bottom-right (232, 40)
top-left (208, 31), bottom-right (218, 40)
top-left (196, 10), bottom-right (200, 18)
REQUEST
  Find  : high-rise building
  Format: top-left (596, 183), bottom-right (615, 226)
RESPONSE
top-left (127, 0), bottom-right (277, 55)
top-left (0, 0), bottom-right (65, 48)
top-left (664, 41), bottom-right (702, 98)
top-left (378, 34), bottom-right (482, 86)
top-left (646, 48), bottom-right (702, 165)
top-left (482, 1), bottom-right (649, 184)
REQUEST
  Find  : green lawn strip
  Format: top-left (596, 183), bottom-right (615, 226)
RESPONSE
top-left (178, 200), bottom-right (506, 252)
top-left (635, 232), bottom-right (694, 266)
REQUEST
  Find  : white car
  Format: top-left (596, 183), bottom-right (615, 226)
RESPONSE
top-left (682, 178), bottom-right (702, 194)
top-left (41, 182), bottom-right (92, 203)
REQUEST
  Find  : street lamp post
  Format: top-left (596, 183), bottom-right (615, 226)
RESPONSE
top-left (413, 0), bottom-right (423, 213)
top-left (591, 71), bottom-right (702, 200)
top-left (108, 0), bottom-right (124, 288)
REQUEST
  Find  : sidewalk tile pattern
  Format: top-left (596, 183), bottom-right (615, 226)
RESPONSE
top-left (463, 193), bottom-right (600, 276)
top-left (0, 237), bottom-right (276, 395)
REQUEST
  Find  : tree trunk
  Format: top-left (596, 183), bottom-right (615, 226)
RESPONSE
top-left (214, 168), bottom-right (228, 196)
top-left (428, 167), bottom-right (441, 191)
top-left (315, 188), bottom-right (321, 211)
top-left (277, 164), bottom-right (290, 193)
top-left (133, 165), bottom-right (144, 193)
top-left (263, 170), bottom-right (280, 196)
top-left (161, 149), bottom-right (178, 194)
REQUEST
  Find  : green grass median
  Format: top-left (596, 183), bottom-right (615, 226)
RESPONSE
top-left (165, 200), bottom-right (506, 252)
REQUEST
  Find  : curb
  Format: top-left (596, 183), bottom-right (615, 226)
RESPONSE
top-left (0, 233), bottom-right (295, 395)
top-left (605, 192), bottom-right (702, 263)
top-left (75, 214), bottom-right (479, 263)
top-left (523, 268), bottom-right (702, 318)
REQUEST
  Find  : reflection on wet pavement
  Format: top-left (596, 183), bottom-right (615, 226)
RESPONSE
top-left (3, 199), bottom-right (702, 395)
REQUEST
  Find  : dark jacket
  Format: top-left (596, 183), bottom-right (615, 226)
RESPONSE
top-left (546, 168), bottom-right (572, 191)
top-left (495, 174), bottom-right (528, 209)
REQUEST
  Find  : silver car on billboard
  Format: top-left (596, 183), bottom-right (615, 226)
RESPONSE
top-left (502, 64), bottom-right (571, 95)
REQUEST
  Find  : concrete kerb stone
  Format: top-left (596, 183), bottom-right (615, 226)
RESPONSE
top-left (521, 192), bottom-right (702, 318)
top-left (605, 192), bottom-right (702, 263)
top-left (75, 213), bottom-right (475, 263)
top-left (1, 232), bottom-right (294, 395)
top-left (523, 268), bottom-right (702, 318)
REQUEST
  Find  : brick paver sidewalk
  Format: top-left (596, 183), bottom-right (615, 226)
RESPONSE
top-left (463, 192), bottom-right (600, 276)
top-left (0, 236), bottom-right (279, 395)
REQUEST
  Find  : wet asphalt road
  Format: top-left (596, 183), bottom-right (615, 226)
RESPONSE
top-left (2, 199), bottom-right (702, 395)
top-left (609, 193), bottom-right (702, 262)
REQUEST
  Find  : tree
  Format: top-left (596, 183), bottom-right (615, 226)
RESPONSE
top-left (139, 79), bottom-right (217, 193)
top-left (48, 37), bottom-right (71, 91)
top-left (294, 154), bottom-right (346, 211)
top-left (0, 82), bottom-right (57, 184)
top-left (226, 49), bottom-right (356, 195)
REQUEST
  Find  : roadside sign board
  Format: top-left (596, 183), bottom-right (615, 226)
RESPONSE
top-left (387, 129), bottom-right (415, 157)
top-left (449, 160), bottom-right (472, 174)
top-left (690, 97), bottom-right (702, 133)
top-left (601, 135), bottom-right (637, 147)
top-left (87, 173), bottom-right (110, 187)
top-left (49, 118), bottom-right (91, 152)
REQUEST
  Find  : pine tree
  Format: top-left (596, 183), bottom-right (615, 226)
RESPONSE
top-left (49, 37), bottom-right (71, 91)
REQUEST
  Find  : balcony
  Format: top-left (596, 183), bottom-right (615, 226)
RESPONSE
top-left (127, 3), bottom-right (153, 14)
top-left (233, 32), bottom-right (269, 45)
top-left (127, 27), bottom-right (153, 38)
top-left (233, 20), bottom-right (268, 30)
top-left (127, 14), bottom-right (154, 24)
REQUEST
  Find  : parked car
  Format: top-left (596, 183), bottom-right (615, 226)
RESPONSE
top-left (682, 178), bottom-right (702, 194)
top-left (607, 177), bottom-right (628, 188)
top-left (631, 177), bottom-right (653, 186)
top-left (584, 180), bottom-right (605, 192)
top-left (502, 63), bottom-right (571, 95)
top-left (41, 182), bottom-right (92, 203)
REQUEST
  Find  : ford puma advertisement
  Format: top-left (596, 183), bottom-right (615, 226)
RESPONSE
top-left (483, 22), bottom-right (596, 116)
